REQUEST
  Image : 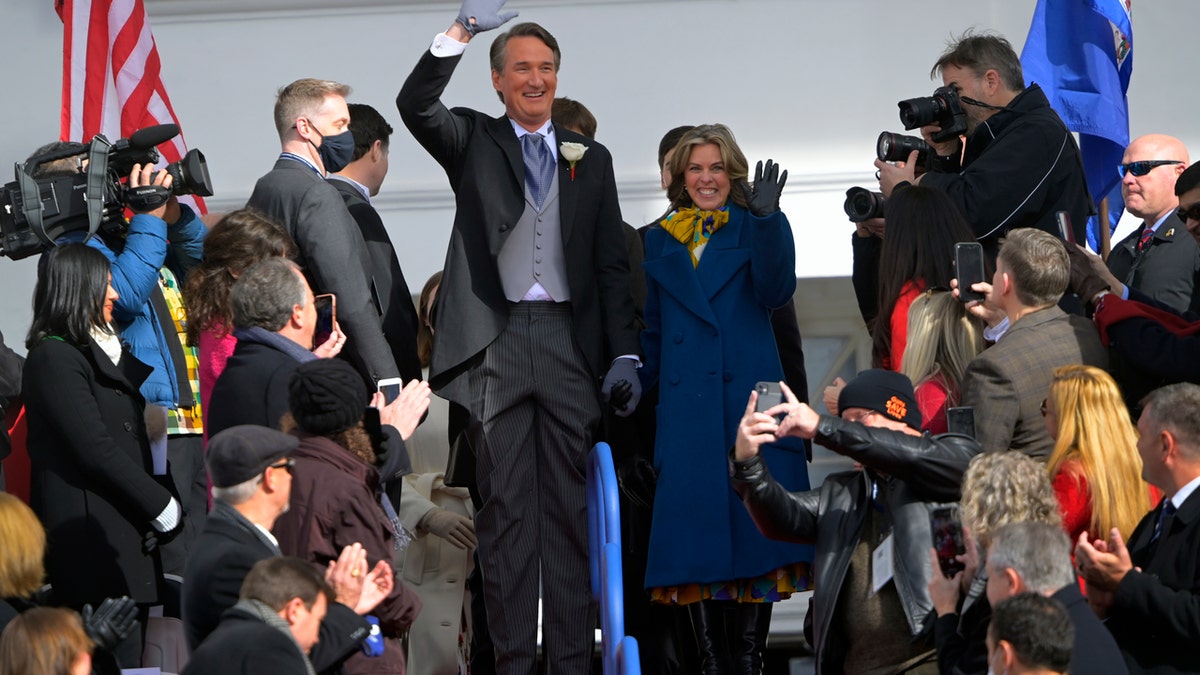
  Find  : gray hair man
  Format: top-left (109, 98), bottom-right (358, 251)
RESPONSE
top-left (986, 521), bottom-right (1127, 674)
top-left (181, 425), bottom-right (391, 666)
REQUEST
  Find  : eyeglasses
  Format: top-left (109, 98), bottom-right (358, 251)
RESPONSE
top-left (1177, 203), bottom-right (1200, 223)
top-left (268, 458), bottom-right (295, 475)
top-left (1118, 160), bottom-right (1183, 178)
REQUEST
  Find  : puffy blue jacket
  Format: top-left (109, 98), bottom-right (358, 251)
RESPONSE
top-left (55, 205), bottom-right (205, 407)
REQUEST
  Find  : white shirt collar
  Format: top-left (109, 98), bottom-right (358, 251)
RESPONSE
top-left (1171, 473), bottom-right (1200, 509)
top-left (327, 173), bottom-right (371, 203)
top-left (254, 523), bottom-right (279, 547)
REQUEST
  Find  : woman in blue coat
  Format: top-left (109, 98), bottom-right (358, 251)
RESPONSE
top-left (641, 124), bottom-right (812, 674)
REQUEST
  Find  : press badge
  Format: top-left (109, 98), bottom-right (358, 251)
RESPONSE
top-left (872, 532), bottom-right (895, 594)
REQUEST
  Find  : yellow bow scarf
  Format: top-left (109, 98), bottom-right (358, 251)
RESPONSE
top-left (660, 207), bottom-right (730, 267)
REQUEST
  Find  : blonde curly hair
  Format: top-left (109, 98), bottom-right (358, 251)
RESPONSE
top-left (960, 451), bottom-right (1061, 548)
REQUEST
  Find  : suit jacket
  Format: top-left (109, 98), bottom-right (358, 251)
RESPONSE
top-left (329, 178), bottom-right (423, 384)
top-left (1054, 582), bottom-right (1129, 675)
top-left (206, 340), bottom-right (300, 436)
top-left (182, 503), bottom-right (368, 670)
top-left (1107, 213), bottom-right (1200, 314)
top-left (246, 159), bottom-right (399, 385)
top-left (23, 338), bottom-right (173, 606)
top-left (960, 306), bottom-right (1107, 457)
top-left (397, 50), bottom-right (639, 404)
top-left (1107, 489), bottom-right (1200, 674)
top-left (181, 605), bottom-right (313, 675)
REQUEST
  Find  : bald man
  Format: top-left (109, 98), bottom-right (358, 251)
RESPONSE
top-left (1107, 134), bottom-right (1200, 313)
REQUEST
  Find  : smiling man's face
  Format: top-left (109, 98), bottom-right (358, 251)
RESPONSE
top-left (492, 36), bottom-right (558, 132)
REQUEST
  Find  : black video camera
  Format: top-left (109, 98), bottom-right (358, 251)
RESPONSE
top-left (0, 124), bottom-right (212, 260)
top-left (897, 85), bottom-right (968, 143)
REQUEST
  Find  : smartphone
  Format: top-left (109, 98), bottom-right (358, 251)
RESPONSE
top-left (946, 406), bottom-right (976, 439)
top-left (377, 377), bottom-right (403, 405)
top-left (313, 293), bottom-right (336, 348)
top-left (954, 242), bottom-right (986, 304)
top-left (1055, 211), bottom-right (1076, 246)
top-left (930, 506), bottom-right (967, 578)
top-left (755, 381), bottom-right (784, 422)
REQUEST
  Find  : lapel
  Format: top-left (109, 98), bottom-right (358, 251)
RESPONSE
top-left (485, 115), bottom-right (525, 196)
top-left (1127, 500), bottom-right (1164, 565)
top-left (85, 339), bottom-right (150, 398)
top-left (554, 123), bottom-right (579, 244)
top-left (643, 226), bottom-right (720, 329)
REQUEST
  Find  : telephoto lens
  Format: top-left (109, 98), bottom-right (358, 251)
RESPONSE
top-left (876, 132), bottom-right (931, 163)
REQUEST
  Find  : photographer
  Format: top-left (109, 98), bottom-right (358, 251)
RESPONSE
top-left (29, 140), bottom-right (207, 573)
top-left (875, 32), bottom-right (1092, 258)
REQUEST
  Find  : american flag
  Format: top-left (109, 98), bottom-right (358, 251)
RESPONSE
top-left (56, 0), bottom-right (206, 213)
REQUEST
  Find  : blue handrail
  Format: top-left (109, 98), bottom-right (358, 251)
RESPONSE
top-left (587, 442), bottom-right (642, 675)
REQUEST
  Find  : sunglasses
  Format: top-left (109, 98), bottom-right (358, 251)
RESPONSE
top-left (268, 458), bottom-right (295, 475)
top-left (1118, 160), bottom-right (1183, 178)
top-left (1177, 203), bottom-right (1200, 223)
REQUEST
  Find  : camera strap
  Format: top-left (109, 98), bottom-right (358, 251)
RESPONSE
top-left (15, 165), bottom-right (55, 249)
top-left (83, 135), bottom-right (113, 244)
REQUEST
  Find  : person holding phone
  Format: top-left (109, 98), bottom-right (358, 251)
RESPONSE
top-left (731, 369), bottom-right (981, 674)
top-left (640, 124), bottom-right (810, 672)
top-left (207, 258), bottom-right (345, 438)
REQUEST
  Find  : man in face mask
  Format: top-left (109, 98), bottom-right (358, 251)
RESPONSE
top-left (247, 79), bottom-right (401, 390)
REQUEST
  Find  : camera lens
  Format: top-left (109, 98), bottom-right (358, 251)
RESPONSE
top-left (876, 132), bottom-right (932, 163)
top-left (897, 95), bottom-right (946, 131)
top-left (165, 148), bottom-right (214, 197)
top-left (844, 187), bottom-right (886, 223)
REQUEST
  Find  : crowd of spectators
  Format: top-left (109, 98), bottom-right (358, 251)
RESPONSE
top-left (5, 1), bottom-right (1200, 674)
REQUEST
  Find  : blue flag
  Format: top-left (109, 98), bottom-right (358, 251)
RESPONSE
top-left (1021, 0), bottom-right (1132, 251)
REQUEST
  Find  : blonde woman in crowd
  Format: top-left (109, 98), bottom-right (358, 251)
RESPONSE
top-left (900, 290), bottom-right (984, 434)
top-left (0, 607), bottom-right (94, 675)
top-left (1043, 365), bottom-right (1159, 546)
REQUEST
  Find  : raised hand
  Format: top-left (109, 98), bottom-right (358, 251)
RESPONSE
top-left (457, 0), bottom-right (519, 37)
top-left (82, 596), bottom-right (139, 652)
top-left (741, 159), bottom-right (788, 217)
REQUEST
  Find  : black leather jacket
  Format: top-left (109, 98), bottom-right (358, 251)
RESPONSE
top-left (730, 415), bottom-right (981, 674)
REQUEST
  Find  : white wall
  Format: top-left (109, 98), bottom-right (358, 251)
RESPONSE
top-left (2, 0), bottom-right (1197, 352)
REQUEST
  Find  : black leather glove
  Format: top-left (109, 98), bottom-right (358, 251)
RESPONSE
top-left (741, 159), bottom-right (788, 217)
top-left (82, 596), bottom-right (138, 652)
top-left (600, 358), bottom-right (641, 418)
top-left (456, 0), bottom-right (519, 36)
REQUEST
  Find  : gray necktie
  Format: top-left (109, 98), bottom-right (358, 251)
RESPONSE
top-left (521, 132), bottom-right (554, 209)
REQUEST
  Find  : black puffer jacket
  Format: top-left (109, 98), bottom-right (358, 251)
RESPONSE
top-left (730, 415), bottom-right (981, 674)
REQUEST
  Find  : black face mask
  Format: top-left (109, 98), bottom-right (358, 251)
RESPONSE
top-left (305, 120), bottom-right (355, 173)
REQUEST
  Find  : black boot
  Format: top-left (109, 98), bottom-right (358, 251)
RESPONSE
top-left (731, 603), bottom-right (772, 675)
top-left (688, 600), bottom-right (732, 674)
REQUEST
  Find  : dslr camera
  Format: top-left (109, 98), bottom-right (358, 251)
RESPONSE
top-left (0, 124), bottom-right (212, 260)
top-left (897, 85), bottom-right (968, 143)
top-left (843, 132), bottom-right (932, 222)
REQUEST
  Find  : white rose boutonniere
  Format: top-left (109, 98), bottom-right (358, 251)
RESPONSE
top-left (560, 142), bottom-right (588, 181)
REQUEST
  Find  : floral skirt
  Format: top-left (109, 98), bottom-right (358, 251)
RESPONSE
top-left (648, 561), bottom-right (811, 605)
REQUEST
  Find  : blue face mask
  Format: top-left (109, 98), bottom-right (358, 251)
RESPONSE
top-left (305, 120), bottom-right (355, 173)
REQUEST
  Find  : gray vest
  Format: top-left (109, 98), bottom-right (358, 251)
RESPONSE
top-left (498, 169), bottom-right (571, 302)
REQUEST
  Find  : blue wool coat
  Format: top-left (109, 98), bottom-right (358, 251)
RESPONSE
top-left (641, 203), bottom-right (812, 589)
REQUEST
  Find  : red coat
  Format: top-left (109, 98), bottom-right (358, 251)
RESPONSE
top-left (273, 433), bottom-right (421, 675)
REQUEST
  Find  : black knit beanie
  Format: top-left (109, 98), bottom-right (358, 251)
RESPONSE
top-left (837, 369), bottom-right (923, 431)
top-left (288, 359), bottom-right (368, 435)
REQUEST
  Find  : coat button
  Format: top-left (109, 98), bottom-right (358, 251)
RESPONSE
top-left (499, 225), bottom-right (508, 232)
top-left (668, 375), bottom-right (680, 386)
top-left (723, 372), bottom-right (734, 382)
top-left (672, 332), bottom-right (684, 344)
top-left (123, 422), bottom-right (133, 431)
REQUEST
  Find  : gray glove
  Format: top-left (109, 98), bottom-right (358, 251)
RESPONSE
top-left (601, 357), bottom-right (641, 418)
top-left (457, 0), bottom-right (519, 37)
top-left (420, 508), bottom-right (477, 550)
top-left (741, 159), bottom-right (788, 217)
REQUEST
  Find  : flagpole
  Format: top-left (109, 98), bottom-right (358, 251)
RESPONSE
top-left (1099, 197), bottom-right (1111, 260)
